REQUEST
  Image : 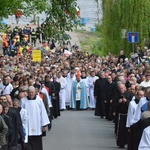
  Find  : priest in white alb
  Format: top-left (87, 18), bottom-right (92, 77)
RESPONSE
top-left (20, 86), bottom-right (50, 150)
top-left (126, 90), bottom-right (144, 128)
top-left (131, 88), bottom-right (150, 124)
top-left (56, 71), bottom-right (67, 110)
top-left (87, 70), bottom-right (98, 109)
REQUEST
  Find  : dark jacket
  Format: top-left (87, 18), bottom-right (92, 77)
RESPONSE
top-left (45, 81), bottom-right (55, 96)
top-left (6, 108), bottom-right (20, 146)
top-left (2, 114), bottom-right (13, 144)
top-left (39, 92), bottom-right (50, 116)
top-left (0, 115), bottom-right (8, 146)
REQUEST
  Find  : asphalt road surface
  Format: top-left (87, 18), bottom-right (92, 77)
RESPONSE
top-left (43, 110), bottom-right (119, 150)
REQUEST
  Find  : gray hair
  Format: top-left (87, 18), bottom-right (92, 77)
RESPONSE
top-left (117, 81), bottom-right (125, 87)
top-left (13, 98), bottom-right (20, 104)
top-left (28, 86), bottom-right (35, 92)
top-left (117, 75), bottom-right (126, 84)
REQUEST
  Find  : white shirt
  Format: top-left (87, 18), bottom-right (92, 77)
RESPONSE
top-left (0, 83), bottom-right (13, 95)
top-left (140, 80), bottom-right (150, 88)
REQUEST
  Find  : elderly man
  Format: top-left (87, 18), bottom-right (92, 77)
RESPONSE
top-left (20, 86), bottom-right (50, 150)
top-left (115, 82), bottom-right (133, 148)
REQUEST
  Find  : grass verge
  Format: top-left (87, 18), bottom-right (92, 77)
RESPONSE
top-left (74, 29), bottom-right (103, 56)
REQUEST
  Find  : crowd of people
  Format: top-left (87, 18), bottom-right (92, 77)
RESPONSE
top-left (0, 24), bottom-right (150, 150)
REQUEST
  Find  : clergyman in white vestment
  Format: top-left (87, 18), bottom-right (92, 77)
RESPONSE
top-left (20, 86), bottom-right (50, 150)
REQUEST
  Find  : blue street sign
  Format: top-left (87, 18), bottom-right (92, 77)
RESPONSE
top-left (128, 32), bottom-right (139, 43)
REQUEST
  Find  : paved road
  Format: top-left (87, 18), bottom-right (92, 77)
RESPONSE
top-left (43, 110), bottom-right (118, 150)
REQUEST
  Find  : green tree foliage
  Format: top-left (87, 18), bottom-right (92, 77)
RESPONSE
top-left (42, 0), bottom-right (79, 40)
top-left (0, 0), bottom-right (22, 18)
top-left (100, 0), bottom-right (150, 56)
top-left (0, 0), bottom-right (79, 41)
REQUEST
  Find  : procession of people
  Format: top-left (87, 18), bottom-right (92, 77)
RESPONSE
top-left (0, 24), bottom-right (150, 150)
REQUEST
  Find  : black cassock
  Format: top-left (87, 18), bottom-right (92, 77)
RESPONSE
top-left (51, 81), bottom-right (61, 118)
top-left (105, 81), bottom-right (116, 120)
top-left (28, 136), bottom-right (43, 150)
top-left (116, 91), bottom-right (133, 148)
top-left (128, 117), bottom-right (150, 150)
top-left (94, 78), bottom-right (107, 118)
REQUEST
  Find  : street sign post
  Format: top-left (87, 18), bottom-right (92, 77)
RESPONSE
top-left (128, 32), bottom-right (139, 53)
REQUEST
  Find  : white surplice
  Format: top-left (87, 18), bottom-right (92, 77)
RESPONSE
top-left (126, 98), bottom-right (138, 128)
top-left (20, 95), bottom-right (50, 136)
top-left (132, 97), bottom-right (148, 124)
top-left (138, 126), bottom-right (150, 150)
top-left (57, 76), bottom-right (67, 110)
top-left (20, 108), bottom-right (28, 143)
top-left (86, 76), bottom-right (98, 109)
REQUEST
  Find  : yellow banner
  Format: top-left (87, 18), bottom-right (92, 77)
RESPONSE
top-left (32, 50), bottom-right (41, 62)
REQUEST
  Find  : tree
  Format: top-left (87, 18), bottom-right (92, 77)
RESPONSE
top-left (100, 0), bottom-right (150, 56)
top-left (94, 0), bottom-right (102, 22)
top-left (0, 0), bottom-right (22, 18)
top-left (41, 0), bottom-right (80, 41)
top-left (0, 0), bottom-right (79, 41)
